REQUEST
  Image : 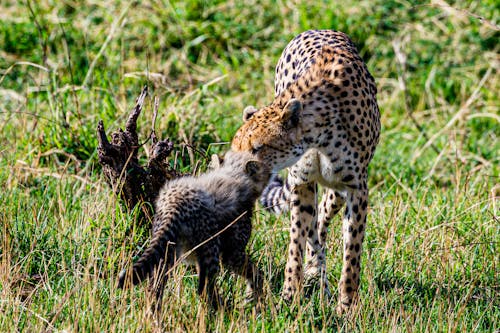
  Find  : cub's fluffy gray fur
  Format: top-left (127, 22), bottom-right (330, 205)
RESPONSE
top-left (118, 151), bottom-right (270, 309)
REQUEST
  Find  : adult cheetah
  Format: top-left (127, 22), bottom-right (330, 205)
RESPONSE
top-left (232, 30), bottom-right (380, 313)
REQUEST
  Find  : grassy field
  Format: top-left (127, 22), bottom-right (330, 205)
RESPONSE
top-left (1, 0), bottom-right (499, 331)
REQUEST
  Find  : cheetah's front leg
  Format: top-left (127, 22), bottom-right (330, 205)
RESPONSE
top-left (304, 189), bottom-right (346, 296)
top-left (336, 184), bottom-right (368, 314)
top-left (282, 183), bottom-right (316, 302)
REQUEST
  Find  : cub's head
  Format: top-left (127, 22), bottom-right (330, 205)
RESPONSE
top-left (221, 151), bottom-right (271, 193)
top-left (231, 98), bottom-right (305, 172)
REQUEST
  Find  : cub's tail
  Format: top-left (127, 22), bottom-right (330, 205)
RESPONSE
top-left (118, 221), bottom-right (176, 288)
top-left (259, 174), bottom-right (291, 214)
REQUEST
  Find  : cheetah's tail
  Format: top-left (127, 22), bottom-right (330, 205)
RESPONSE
top-left (118, 223), bottom-right (176, 288)
top-left (259, 174), bottom-right (290, 214)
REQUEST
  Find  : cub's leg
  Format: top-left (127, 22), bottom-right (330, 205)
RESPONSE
top-left (220, 219), bottom-right (263, 304)
top-left (196, 243), bottom-right (221, 309)
top-left (282, 182), bottom-right (317, 302)
top-left (223, 250), bottom-right (264, 304)
top-left (337, 183), bottom-right (368, 314)
top-left (148, 247), bottom-right (175, 313)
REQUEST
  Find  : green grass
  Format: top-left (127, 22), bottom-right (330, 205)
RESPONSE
top-left (1, 0), bottom-right (499, 331)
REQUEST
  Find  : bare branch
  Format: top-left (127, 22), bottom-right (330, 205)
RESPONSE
top-left (96, 87), bottom-right (180, 227)
top-left (151, 95), bottom-right (160, 144)
top-left (125, 85), bottom-right (148, 145)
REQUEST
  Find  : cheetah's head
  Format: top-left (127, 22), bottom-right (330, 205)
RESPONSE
top-left (231, 98), bottom-right (305, 172)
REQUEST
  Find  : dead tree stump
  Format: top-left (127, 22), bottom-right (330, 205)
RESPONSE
top-left (96, 86), bottom-right (180, 225)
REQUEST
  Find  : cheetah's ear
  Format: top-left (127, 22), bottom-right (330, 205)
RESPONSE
top-left (243, 105), bottom-right (258, 122)
top-left (245, 160), bottom-right (261, 177)
top-left (282, 98), bottom-right (302, 127)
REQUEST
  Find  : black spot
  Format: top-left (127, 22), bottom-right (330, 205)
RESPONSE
top-left (300, 205), bottom-right (315, 215)
top-left (361, 200), bottom-right (368, 210)
top-left (342, 175), bottom-right (354, 182)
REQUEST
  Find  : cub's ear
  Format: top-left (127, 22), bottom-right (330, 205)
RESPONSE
top-left (245, 160), bottom-right (261, 177)
top-left (243, 105), bottom-right (258, 122)
top-left (208, 154), bottom-right (223, 170)
top-left (282, 98), bottom-right (302, 127)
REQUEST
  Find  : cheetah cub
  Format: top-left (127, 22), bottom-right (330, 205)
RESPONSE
top-left (118, 151), bottom-right (270, 309)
